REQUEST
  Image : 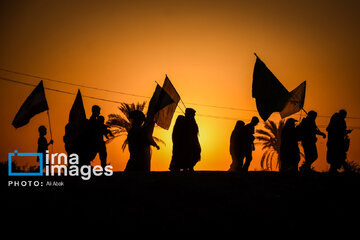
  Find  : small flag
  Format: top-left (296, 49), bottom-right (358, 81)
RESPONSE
top-left (154, 75), bottom-right (181, 129)
top-left (147, 75), bottom-right (181, 130)
top-left (280, 81), bottom-right (306, 118)
top-left (12, 80), bottom-right (49, 128)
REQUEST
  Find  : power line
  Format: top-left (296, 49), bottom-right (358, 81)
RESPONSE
top-left (2, 67), bottom-right (360, 120)
top-left (186, 102), bottom-right (258, 112)
top-left (1, 75), bottom-right (360, 128)
top-left (1, 72), bottom-right (360, 123)
top-left (0, 76), bottom-right (243, 121)
top-left (0, 76), bottom-right (262, 123)
top-left (0, 76), bottom-right (125, 104)
top-left (0, 67), bottom-right (150, 99)
top-left (0, 67), bottom-right (258, 112)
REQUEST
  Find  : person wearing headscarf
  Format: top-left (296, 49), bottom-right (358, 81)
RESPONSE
top-left (169, 108), bottom-right (201, 172)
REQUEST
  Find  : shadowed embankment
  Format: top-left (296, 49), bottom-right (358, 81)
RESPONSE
top-left (4, 171), bottom-right (360, 233)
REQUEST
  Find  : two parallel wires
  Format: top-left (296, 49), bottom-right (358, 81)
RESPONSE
top-left (0, 67), bottom-right (359, 129)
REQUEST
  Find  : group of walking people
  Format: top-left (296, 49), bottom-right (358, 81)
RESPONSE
top-left (229, 117), bottom-right (259, 172)
top-left (63, 105), bottom-right (113, 167)
top-left (274, 109), bottom-right (351, 174)
top-left (38, 102), bottom-right (352, 174)
top-left (127, 107), bottom-right (352, 174)
top-left (125, 107), bottom-right (201, 172)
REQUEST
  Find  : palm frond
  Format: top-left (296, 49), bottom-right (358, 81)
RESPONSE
top-left (268, 120), bottom-right (279, 137)
top-left (105, 133), bottom-right (127, 144)
top-left (257, 119), bottom-right (286, 171)
top-left (263, 121), bottom-right (275, 134)
top-left (106, 117), bottom-right (131, 132)
top-left (117, 101), bottom-right (146, 121)
top-left (256, 135), bottom-right (271, 143)
top-left (260, 149), bottom-right (270, 170)
top-left (106, 101), bottom-right (165, 151)
top-left (268, 151), bottom-right (276, 170)
top-left (278, 119), bottom-right (286, 133)
top-left (121, 138), bottom-right (129, 152)
top-left (256, 129), bottom-right (274, 139)
top-left (262, 142), bottom-right (274, 151)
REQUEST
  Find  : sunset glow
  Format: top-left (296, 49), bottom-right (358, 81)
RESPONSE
top-left (1, 0), bottom-right (359, 172)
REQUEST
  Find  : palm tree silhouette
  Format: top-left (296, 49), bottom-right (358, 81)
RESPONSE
top-left (255, 119), bottom-right (285, 171)
top-left (106, 102), bottom-right (164, 151)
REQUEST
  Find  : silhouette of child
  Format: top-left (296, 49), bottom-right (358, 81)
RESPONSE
top-left (37, 125), bottom-right (53, 164)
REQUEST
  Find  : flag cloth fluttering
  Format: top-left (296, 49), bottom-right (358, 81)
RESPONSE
top-left (280, 81), bottom-right (306, 118)
top-left (252, 54), bottom-right (305, 121)
top-left (12, 80), bottom-right (49, 128)
top-left (147, 75), bottom-right (180, 130)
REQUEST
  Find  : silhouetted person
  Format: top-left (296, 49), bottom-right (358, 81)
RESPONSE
top-left (82, 105), bottom-right (102, 165)
top-left (90, 105), bottom-right (101, 122)
top-left (125, 110), bottom-right (159, 172)
top-left (242, 116), bottom-right (259, 172)
top-left (96, 116), bottom-right (113, 168)
top-left (326, 109), bottom-right (352, 173)
top-left (169, 108), bottom-right (201, 172)
top-left (229, 120), bottom-right (245, 172)
top-left (280, 118), bottom-right (300, 173)
top-left (297, 110), bottom-right (326, 172)
top-left (37, 125), bottom-right (53, 167)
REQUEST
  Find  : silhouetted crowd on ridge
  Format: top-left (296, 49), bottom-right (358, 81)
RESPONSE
top-left (37, 104), bottom-right (352, 174)
top-left (229, 109), bottom-right (353, 174)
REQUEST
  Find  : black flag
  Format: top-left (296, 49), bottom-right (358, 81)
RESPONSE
top-left (12, 80), bottom-right (49, 128)
top-left (252, 54), bottom-right (291, 121)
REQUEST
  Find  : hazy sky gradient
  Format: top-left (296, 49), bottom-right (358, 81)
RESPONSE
top-left (1, 0), bottom-right (359, 171)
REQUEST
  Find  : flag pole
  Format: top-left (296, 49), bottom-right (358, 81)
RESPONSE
top-left (46, 110), bottom-right (53, 140)
top-left (180, 98), bottom-right (186, 110)
top-left (177, 104), bottom-right (185, 114)
top-left (46, 110), bottom-right (54, 152)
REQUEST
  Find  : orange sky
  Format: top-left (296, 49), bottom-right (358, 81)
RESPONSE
top-left (1, 0), bottom-right (359, 172)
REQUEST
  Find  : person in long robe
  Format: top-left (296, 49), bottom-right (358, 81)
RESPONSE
top-left (229, 120), bottom-right (245, 172)
top-left (242, 117), bottom-right (259, 172)
top-left (280, 118), bottom-right (300, 173)
top-left (326, 109), bottom-right (352, 173)
top-left (169, 108), bottom-right (201, 172)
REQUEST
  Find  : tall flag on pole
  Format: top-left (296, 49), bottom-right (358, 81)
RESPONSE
top-left (252, 54), bottom-right (290, 121)
top-left (12, 80), bottom-right (49, 128)
top-left (252, 53), bottom-right (305, 121)
top-left (280, 81), bottom-right (306, 118)
top-left (147, 75), bottom-right (181, 130)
